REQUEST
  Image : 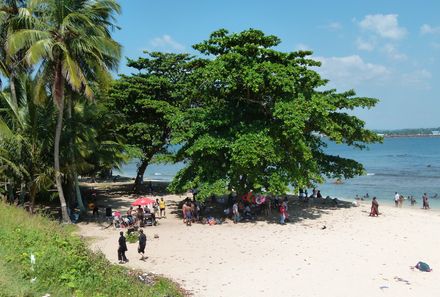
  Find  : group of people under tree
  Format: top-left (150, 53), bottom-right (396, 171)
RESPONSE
top-left (182, 197), bottom-right (200, 226)
top-left (124, 198), bottom-right (167, 227)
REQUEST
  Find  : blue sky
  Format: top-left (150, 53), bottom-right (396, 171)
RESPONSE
top-left (114, 0), bottom-right (440, 129)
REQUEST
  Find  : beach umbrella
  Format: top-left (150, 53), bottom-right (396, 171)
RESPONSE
top-left (131, 197), bottom-right (155, 206)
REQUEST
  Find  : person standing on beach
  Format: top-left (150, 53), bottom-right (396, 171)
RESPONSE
top-left (138, 229), bottom-right (147, 260)
top-left (136, 205), bottom-right (144, 227)
top-left (394, 192), bottom-right (400, 207)
top-left (369, 197), bottom-right (379, 216)
top-left (411, 195), bottom-right (416, 206)
top-left (279, 203), bottom-right (287, 225)
top-left (159, 198), bottom-right (166, 218)
top-left (423, 193), bottom-right (430, 209)
top-left (398, 195), bottom-right (404, 208)
top-left (232, 201), bottom-right (239, 223)
top-left (118, 231), bottom-right (128, 264)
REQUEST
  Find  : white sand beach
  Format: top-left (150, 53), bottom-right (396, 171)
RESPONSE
top-left (78, 192), bottom-right (440, 297)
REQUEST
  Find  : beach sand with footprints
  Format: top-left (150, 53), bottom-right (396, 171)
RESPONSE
top-left (78, 183), bottom-right (440, 297)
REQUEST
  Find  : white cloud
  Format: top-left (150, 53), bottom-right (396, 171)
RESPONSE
top-left (359, 14), bottom-right (407, 40)
top-left (315, 55), bottom-right (390, 88)
top-left (149, 35), bottom-right (185, 51)
top-left (326, 22), bottom-right (342, 31)
top-left (356, 37), bottom-right (375, 51)
top-left (402, 69), bottom-right (432, 89)
top-left (295, 43), bottom-right (310, 51)
top-left (383, 43), bottom-right (407, 60)
top-left (420, 24), bottom-right (440, 35)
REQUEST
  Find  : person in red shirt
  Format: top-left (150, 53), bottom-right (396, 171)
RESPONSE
top-left (279, 204), bottom-right (286, 225)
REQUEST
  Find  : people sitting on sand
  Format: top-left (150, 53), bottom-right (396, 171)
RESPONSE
top-left (369, 197), bottom-right (379, 217)
top-left (316, 190), bottom-right (322, 199)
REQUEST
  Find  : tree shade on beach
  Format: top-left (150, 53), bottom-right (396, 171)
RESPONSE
top-left (168, 29), bottom-right (382, 199)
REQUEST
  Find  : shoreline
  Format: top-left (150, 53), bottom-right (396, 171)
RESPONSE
top-left (78, 183), bottom-right (440, 297)
top-left (81, 178), bottom-right (440, 211)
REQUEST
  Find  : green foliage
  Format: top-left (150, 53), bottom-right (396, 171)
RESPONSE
top-left (109, 52), bottom-right (194, 190)
top-left (169, 29), bottom-right (382, 199)
top-left (0, 202), bottom-right (183, 297)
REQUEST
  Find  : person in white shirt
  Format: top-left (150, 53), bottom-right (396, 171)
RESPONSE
top-left (394, 192), bottom-right (400, 207)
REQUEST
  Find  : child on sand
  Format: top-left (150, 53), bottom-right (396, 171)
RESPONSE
top-left (159, 198), bottom-right (166, 218)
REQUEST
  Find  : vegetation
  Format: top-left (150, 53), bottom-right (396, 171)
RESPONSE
top-left (0, 202), bottom-right (183, 297)
top-left (168, 29), bottom-right (382, 200)
top-left (0, 0), bottom-right (127, 220)
top-left (376, 127), bottom-right (440, 136)
top-left (109, 52), bottom-right (193, 193)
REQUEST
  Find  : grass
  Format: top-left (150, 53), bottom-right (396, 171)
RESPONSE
top-left (0, 202), bottom-right (184, 297)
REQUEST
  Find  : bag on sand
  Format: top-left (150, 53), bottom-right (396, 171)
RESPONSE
top-left (416, 261), bottom-right (432, 272)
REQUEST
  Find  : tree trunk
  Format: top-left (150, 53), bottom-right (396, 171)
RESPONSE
top-left (74, 173), bottom-right (86, 213)
top-left (133, 159), bottom-right (149, 194)
top-left (53, 62), bottom-right (71, 223)
top-left (29, 183), bottom-right (37, 214)
top-left (19, 181), bottom-right (26, 205)
top-left (66, 96), bottom-right (86, 214)
top-left (7, 180), bottom-right (14, 203)
top-left (9, 74), bottom-right (18, 106)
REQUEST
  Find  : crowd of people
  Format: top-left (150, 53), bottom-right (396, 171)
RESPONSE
top-left (364, 191), bottom-right (433, 218)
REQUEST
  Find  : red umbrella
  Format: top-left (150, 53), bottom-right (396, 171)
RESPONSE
top-left (131, 197), bottom-right (155, 206)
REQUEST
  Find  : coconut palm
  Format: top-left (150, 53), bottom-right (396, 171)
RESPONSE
top-left (8, 0), bottom-right (121, 222)
top-left (0, 75), bottom-right (54, 210)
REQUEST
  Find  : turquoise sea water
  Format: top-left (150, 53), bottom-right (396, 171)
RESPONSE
top-left (117, 137), bottom-right (440, 208)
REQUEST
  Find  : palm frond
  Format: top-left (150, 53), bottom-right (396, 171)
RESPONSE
top-left (7, 29), bottom-right (50, 57)
top-left (25, 37), bottom-right (53, 64)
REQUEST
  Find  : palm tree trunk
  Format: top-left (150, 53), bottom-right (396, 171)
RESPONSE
top-left (19, 181), bottom-right (25, 205)
top-left (54, 62), bottom-right (71, 223)
top-left (66, 96), bottom-right (86, 213)
top-left (74, 173), bottom-right (85, 213)
top-left (30, 183), bottom-right (37, 214)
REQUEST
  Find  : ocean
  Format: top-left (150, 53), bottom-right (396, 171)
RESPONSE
top-left (117, 137), bottom-right (440, 208)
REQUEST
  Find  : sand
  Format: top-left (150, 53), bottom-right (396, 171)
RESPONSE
top-left (78, 192), bottom-right (440, 297)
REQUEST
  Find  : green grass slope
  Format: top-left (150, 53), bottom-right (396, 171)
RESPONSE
top-left (0, 203), bottom-right (183, 297)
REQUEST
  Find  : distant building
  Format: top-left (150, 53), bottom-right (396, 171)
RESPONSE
top-left (432, 131), bottom-right (440, 135)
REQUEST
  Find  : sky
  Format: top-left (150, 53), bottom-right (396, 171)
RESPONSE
top-left (113, 0), bottom-right (440, 130)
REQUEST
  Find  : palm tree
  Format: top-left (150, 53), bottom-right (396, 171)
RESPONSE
top-left (0, 75), bottom-right (54, 210)
top-left (8, 0), bottom-right (121, 222)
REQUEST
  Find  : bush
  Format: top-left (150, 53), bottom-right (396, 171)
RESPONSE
top-left (0, 203), bottom-right (183, 297)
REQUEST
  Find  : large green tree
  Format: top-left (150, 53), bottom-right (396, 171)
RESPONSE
top-left (169, 29), bottom-right (382, 200)
top-left (8, 0), bottom-right (121, 222)
top-left (109, 52), bottom-right (193, 193)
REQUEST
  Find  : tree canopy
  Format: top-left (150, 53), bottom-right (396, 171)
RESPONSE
top-left (109, 52), bottom-right (194, 192)
top-left (168, 29), bottom-right (382, 200)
